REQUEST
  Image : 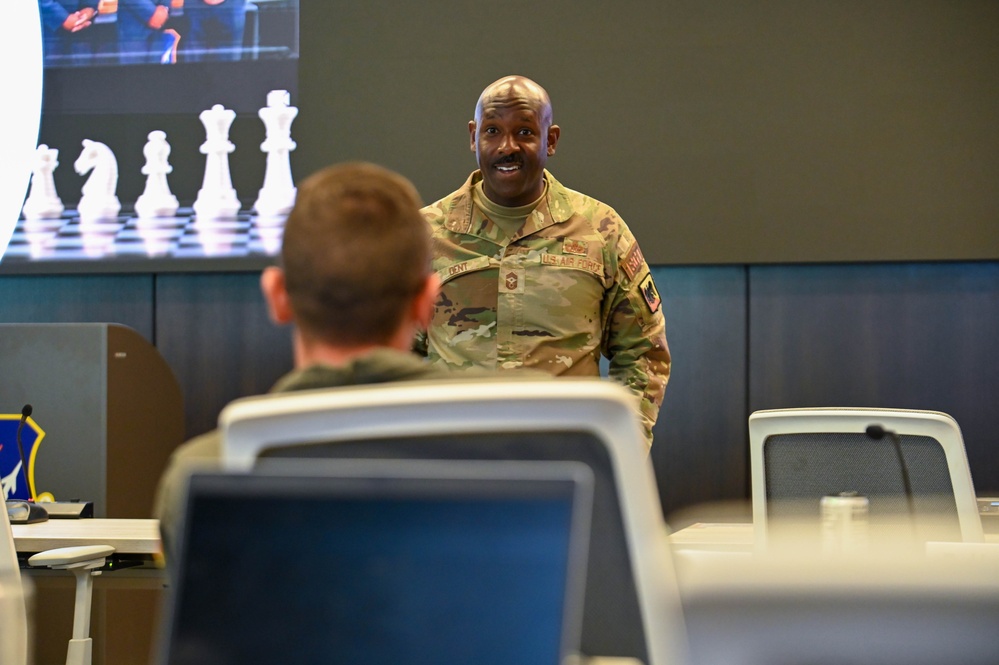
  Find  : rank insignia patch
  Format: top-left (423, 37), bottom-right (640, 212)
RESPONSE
top-left (639, 274), bottom-right (661, 313)
top-left (500, 268), bottom-right (525, 294)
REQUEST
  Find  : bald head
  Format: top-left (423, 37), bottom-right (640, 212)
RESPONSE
top-left (474, 75), bottom-right (554, 127)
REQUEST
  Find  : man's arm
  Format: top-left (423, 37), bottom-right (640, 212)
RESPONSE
top-left (602, 231), bottom-right (671, 447)
top-left (119, 0), bottom-right (170, 27)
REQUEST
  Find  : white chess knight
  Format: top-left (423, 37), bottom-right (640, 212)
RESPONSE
top-left (74, 139), bottom-right (122, 220)
top-left (193, 104), bottom-right (241, 221)
top-left (134, 130), bottom-right (180, 218)
top-left (253, 89), bottom-right (298, 217)
top-left (21, 144), bottom-right (65, 220)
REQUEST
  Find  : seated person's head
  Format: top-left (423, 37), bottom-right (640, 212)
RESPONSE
top-left (260, 162), bottom-right (437, 352)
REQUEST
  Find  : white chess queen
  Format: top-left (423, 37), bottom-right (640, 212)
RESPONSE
top-left (193, 104), bottom-right (241, 221)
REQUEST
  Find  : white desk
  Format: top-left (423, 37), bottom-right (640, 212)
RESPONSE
top-left (12, 518), bottom-right (164, 589)
top-left (669, 522), bottom-right (754, 552)
top-left (669, 521), bottom-right (999, 552)
top-left (11, 518), bottom-right (161, 556)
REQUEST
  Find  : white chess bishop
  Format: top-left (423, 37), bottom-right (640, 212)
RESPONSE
top-left (193, 104), bottom-right (241, 221)
top-left (253, 89), bottom-right (298, 217)
top-left (134, 130), bottom-right (180, 218)
top-left (21, 144), bottom-right (65, 220)
top-left (74, 139), bottom-right (122, 221)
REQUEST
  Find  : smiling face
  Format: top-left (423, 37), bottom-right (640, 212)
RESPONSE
top-left (469, 76), bottom-right (560, 208)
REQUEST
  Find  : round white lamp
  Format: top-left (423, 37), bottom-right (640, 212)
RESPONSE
top-left (0, 1), bottom-right (43, 265)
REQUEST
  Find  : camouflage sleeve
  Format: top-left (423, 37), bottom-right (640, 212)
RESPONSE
top-left (601, 229), bottom-right (671, 448)
top-left (412, 329), bottom-right (428, 357)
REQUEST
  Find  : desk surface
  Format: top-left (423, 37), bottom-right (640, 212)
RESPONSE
top-left (669, 521), bottom-right (999, 551)
top-left (11, 518), bottom-right (161, 555)
top-left (670, 522), bottom-right (754, 551)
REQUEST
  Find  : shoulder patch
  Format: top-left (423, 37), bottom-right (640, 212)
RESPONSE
top-left (562, 238), bottom-right (588, 256)
top-left (639, 273), bottom-right (661, 313)
top-left (622, 242), bottom-right (646, 280)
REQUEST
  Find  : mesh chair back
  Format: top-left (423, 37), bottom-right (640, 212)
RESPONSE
top-left (259, 429), bottom-right (648, 662)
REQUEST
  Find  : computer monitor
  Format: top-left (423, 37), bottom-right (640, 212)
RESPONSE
top-left (156, 459), bottom-right (593, 665)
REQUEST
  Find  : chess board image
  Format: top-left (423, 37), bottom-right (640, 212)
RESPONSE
top-left (2, 207), bottom-right (284, 273)
top-left (3, 91), bottom-right (297, 274)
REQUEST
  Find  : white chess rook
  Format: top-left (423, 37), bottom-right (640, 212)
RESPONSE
top-left (253, 89), bottom-right (298, 217)
top-left (21, 144), bottom-right (65, 220)
top-left (193, 104), bottom-right (241, 221)
top-left (74, 140), bottom-right (121, 221)
top-left (135, 130), bottom-right (180, 218)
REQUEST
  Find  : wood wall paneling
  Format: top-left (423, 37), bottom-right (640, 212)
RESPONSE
top-left (0, 274), bottom-right (153, 337)
top-left (154, 272), bottom-right (294, 440)
top-left (651, 266), bottom-right (749, 521)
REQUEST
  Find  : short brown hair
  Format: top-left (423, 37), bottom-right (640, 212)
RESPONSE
top-left (280, 162), bottom-right (429, 346)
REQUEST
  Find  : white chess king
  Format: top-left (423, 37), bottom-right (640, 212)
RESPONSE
top-left (21, 144), bottom-right (65, 220)
top-left (193, 104), bottom-right (241, 221)
top-left (253, 89), bottom-right (298, 217)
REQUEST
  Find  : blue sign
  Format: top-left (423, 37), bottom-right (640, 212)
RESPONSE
top-left (0, 415), bottom-right (45, 501)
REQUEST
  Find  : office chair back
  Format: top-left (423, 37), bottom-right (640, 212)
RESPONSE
top-left (0, 502), bottom-right (29, 665)
top-left (749, 407), bottom-right (983, 547)
top-left (220, 378), bottom-right (688, 665)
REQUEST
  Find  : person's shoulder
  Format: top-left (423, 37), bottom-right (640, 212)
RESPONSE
top-left (420, 172), bottom-right (478, 224)
top-left (170, 429), bottom-right (224, 463)
top-left (548, 172), bottom-right (625, 225)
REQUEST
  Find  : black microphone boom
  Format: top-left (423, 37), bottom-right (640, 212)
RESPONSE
top-left (866, 423), bottom-right (917, 518)
top-left (15, 404), bottom-right (34, 500)
top-left (7, 403), bottom-right (48, 524)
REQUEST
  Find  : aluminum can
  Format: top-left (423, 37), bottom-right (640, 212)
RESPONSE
top-left (821, 492), bottom-right (869, 553)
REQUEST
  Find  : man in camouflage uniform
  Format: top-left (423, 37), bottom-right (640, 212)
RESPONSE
top-left (418, 75), bottom-right (671, 445)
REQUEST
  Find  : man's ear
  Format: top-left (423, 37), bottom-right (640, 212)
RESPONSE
top-left (260, 266), bottom-right (294, 324)
top-left (468, 120), bottom-right (477, 153)
top-left (412, 272), bottom-right (441, 331)
top-left (547, 124), bottom-right (561, 156)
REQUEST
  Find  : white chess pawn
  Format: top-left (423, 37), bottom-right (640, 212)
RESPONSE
top-left (134, 130), bottom-right (180, 218)
top-left (253, 89), bottom-right (298, 217)
top-left (21, 144), bottom-right (65, 220)
top-left (74, 139), bottom-right (121, 221)
top-left (193, 104), bottom-right (241, 221)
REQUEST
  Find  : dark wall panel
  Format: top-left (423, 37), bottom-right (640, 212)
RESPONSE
top-left (155, 273), bottom-right (293, 440)
top-left (652, 266), bottom-right (748, 519)
top-left (0, 274), bottom-right (153, 338)
top-left (748, 261), bottom-right (999, 495)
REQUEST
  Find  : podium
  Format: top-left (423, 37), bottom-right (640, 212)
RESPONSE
top-left (0, 323), bottom-right (183, 518)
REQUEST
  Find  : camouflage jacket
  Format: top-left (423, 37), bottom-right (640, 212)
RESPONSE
top-left (417, 170), bottom-right (670, 445)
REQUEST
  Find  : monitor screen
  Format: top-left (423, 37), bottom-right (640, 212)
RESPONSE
top-left (158, 462), bottom-right (591, 665)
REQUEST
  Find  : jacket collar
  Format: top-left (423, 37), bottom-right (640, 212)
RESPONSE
top-left (445, 170), bottom-right (574, 242)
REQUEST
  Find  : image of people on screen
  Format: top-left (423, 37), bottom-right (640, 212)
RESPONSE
top-left (38, 0), bottom-right (298, 67)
